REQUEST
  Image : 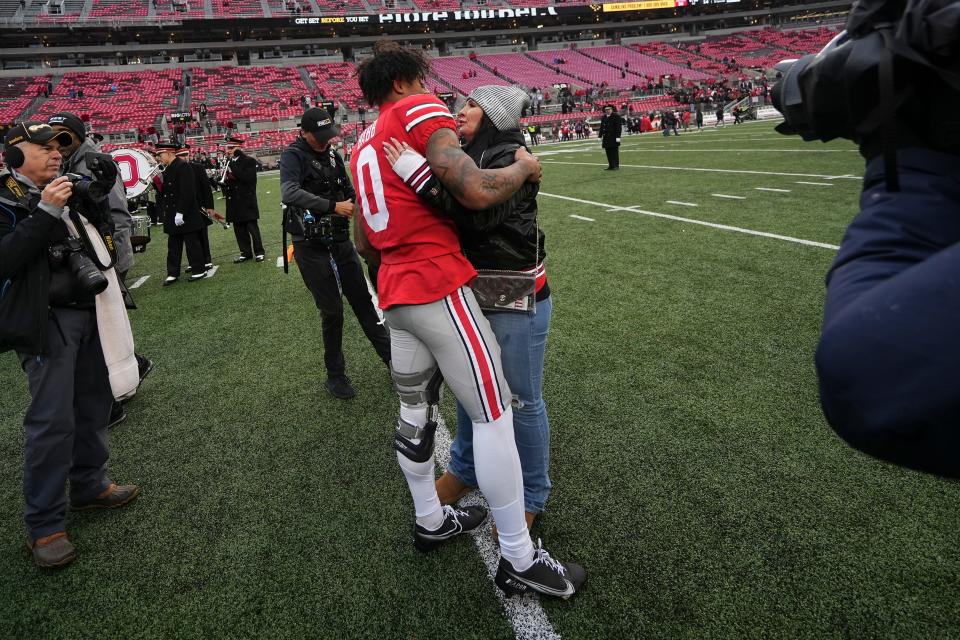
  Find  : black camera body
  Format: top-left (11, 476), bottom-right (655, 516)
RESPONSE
top-left (771, 0), bottom-right (960, 148)
top-left (48, 236), bottom-right (108, 297)
top-left (64, 152), bottom-right (118, 222)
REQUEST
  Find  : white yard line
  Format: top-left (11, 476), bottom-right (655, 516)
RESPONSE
top-left (129, 275), bottom-right (150, 289)
top-left (540, 161), bottom-right (862, 180)
top-left (569, 214), bottom-right (595, 221)
top-left (711, 194), bottom-right (746, 200)
top-left (794, 181), bottom-right (834, 186)
top-left (433, 421), bottom-right (562, 640)
top-left (666, 200), bottom-right (698, 207)
top-left (755, 187), bottom-right (792, 193)
top-left (539, 192), bottom-right (839, 251)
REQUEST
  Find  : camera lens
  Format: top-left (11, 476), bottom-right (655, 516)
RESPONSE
top-left (66, 251), bottom-right (108, 295)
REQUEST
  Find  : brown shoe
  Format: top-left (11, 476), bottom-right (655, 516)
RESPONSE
top-left (26, 532), bottom-right (76, 569)
top-left (70, 483), bottom-right (141, 511)
top-left (436, 471), bottom-right (474, 505)
top-left (492, 511), bottom-right (536, 542)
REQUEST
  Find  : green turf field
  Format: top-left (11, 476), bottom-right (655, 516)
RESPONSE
top-left (2, 121), bottom-right (958, 639)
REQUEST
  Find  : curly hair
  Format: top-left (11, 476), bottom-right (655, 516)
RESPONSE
top-left (355, 40), bottom-right (431, 107)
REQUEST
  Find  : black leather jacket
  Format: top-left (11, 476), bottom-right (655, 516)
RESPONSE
top-left (414, 131), bottom-right (546, 277)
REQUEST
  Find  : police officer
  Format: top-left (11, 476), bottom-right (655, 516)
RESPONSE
top-left (279, 107), bottom-right (391, 399)
top-left (221, 136), bottom-right (264, 263)
top-left (0, 122), bottom-right (140, 568)
top-left (599, 104), bottom-right (622, 170)
top-left (155, 142), bottom-right (208, 285)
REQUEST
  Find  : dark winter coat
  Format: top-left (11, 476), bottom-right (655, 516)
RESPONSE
top-left (159, 157), bottom-right (205, 235)
top-left (222, 150), bottom-right (260, 223)
top-left (599, 113), bottom-right (623, 149)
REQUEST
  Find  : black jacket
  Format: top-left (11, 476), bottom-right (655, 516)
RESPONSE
top-left (190, 161), bottom-right (215, 210)
top-left (279, 136), bottom-right (355, 238)
top-left (599, 113), bottom-right (623, 149)
top-left (411, 131), bottom-right (546, 276)
top-left (0, 170), bottom-right (90, 354)
top-left (159, 157), bottom-right (205, 235)
top-left (222, 150), bottom-right (260, 223)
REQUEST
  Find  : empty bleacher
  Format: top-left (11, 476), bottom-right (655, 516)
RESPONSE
top-left (31, 69), bottom-right (180, 132)
top-left (476, 52), bottom-right (584, 91)
top-left (303, 62), bottom-right (364, 110)
top-left (88, 0), bottom-right (148, 17)
top-left (190, 66), bottom-right (309, 122)
top-left (429, 56), bottom-right (510, 96)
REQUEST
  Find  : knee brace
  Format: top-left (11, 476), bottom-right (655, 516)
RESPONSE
top-left (392, 366), bottom-right (444, 462)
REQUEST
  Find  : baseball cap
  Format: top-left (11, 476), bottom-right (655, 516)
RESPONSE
top-left (4, 121), bottom-right (73, 147)
top-left (299, 107), bottom-right (340, 141)
top-left (47, 112), bottom-right (87, 142)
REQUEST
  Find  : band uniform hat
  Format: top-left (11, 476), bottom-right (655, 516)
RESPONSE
top-left (466, 85), bottom-right (531, 132)
top-left (175, 144), bottom-right (191, 156)
top-left (225, 136), bottom-right (244, 145)
top-left (299, 107), bottom-right (340, 141)
top-left (47, 112), bottom-right (87, 142)
top-left (153, 141), bottom-right (179, 152)
top-left (4, 121), bottom-right (73, 147)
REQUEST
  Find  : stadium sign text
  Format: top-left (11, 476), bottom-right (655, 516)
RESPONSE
top-left (294, 7), bottom-right (558, 26)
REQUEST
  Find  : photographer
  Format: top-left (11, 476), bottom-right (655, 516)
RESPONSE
top-left (279, 108), bottom-right (391, 399)
top-left (0, 122), bottom-right (140, 569)
top-left (48, 112), bottom-right (154, 407)
top-left (773, 0), bottom-right (960, 477)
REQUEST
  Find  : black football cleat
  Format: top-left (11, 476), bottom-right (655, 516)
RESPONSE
top-left (494, 539), bottom-right (586, 600)
top-left (325, 375), bottom-right (356, 400)
top-left (413, 505), bottom-right (487, 552)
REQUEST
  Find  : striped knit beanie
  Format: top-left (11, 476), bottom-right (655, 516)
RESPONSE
top-left (467, 85), bottom-right (531, 131)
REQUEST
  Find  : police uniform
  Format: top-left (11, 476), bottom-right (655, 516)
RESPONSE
top-left (279, 108), bottom-right (390, 396)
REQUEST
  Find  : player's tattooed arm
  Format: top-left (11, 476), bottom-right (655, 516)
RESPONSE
top-left (352, 201), bottom-right (380, 268)
top-left (426, 128), bottom-right (538, 210)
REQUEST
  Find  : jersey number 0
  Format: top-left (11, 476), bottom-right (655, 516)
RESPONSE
top-left (356, 145), bottom-right (390, 232)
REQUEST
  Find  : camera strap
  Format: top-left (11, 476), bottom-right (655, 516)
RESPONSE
top-left (68, 209), bottom-right (117, 271)
top-left (4, 176), bottom-right (25, 201)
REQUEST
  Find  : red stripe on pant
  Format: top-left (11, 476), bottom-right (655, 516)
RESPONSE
top-left (449, 290), bottom-right (503, 421)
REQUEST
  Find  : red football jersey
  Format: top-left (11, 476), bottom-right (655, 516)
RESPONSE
top-left (350, 93), bottom-right (476, 309)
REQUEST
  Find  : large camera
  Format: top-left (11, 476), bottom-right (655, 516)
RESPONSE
top-left (64, 152), bottom-right (118, 222)
top-left (770, 0), bottom-right (960, 147)
top-left (49, 237), bottom-right (109, 296)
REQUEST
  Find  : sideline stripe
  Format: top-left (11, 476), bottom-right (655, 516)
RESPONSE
top-left (711, 194), bottom-right (745, 200)
top-left (666, 200), bottom-right (698, 207)
top-left (569, 215), bottom-right (595, 221)
top-left (276, 256), bottom-right (284, 268)
top-left (755, 187), bottom-right (791, 193)
top-left (539, 192), bottom-right (840, 251)
top-left (433, 420), bottom-right (563, 640)
top-left (540, 161), bottom-right (861, 180)
top-left (129, 275), bottom-right (150, 289)
top-left (795, 181), bottom-right (834, 186)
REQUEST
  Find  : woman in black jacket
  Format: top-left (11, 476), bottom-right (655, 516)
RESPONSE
top-left (384, 85), bottom-right (552, 533)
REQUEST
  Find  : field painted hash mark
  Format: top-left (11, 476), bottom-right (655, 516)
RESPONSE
top-left (540, 192), bottom-right (840, 251)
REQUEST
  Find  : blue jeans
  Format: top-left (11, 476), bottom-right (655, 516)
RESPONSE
top-left (448, 295), bottom-right (553, 513)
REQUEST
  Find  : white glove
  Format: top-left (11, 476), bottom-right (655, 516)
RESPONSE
top-left (175, 212), bottom-right (185, 226)
top-left (616, 138), bottom-right (621, 143)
